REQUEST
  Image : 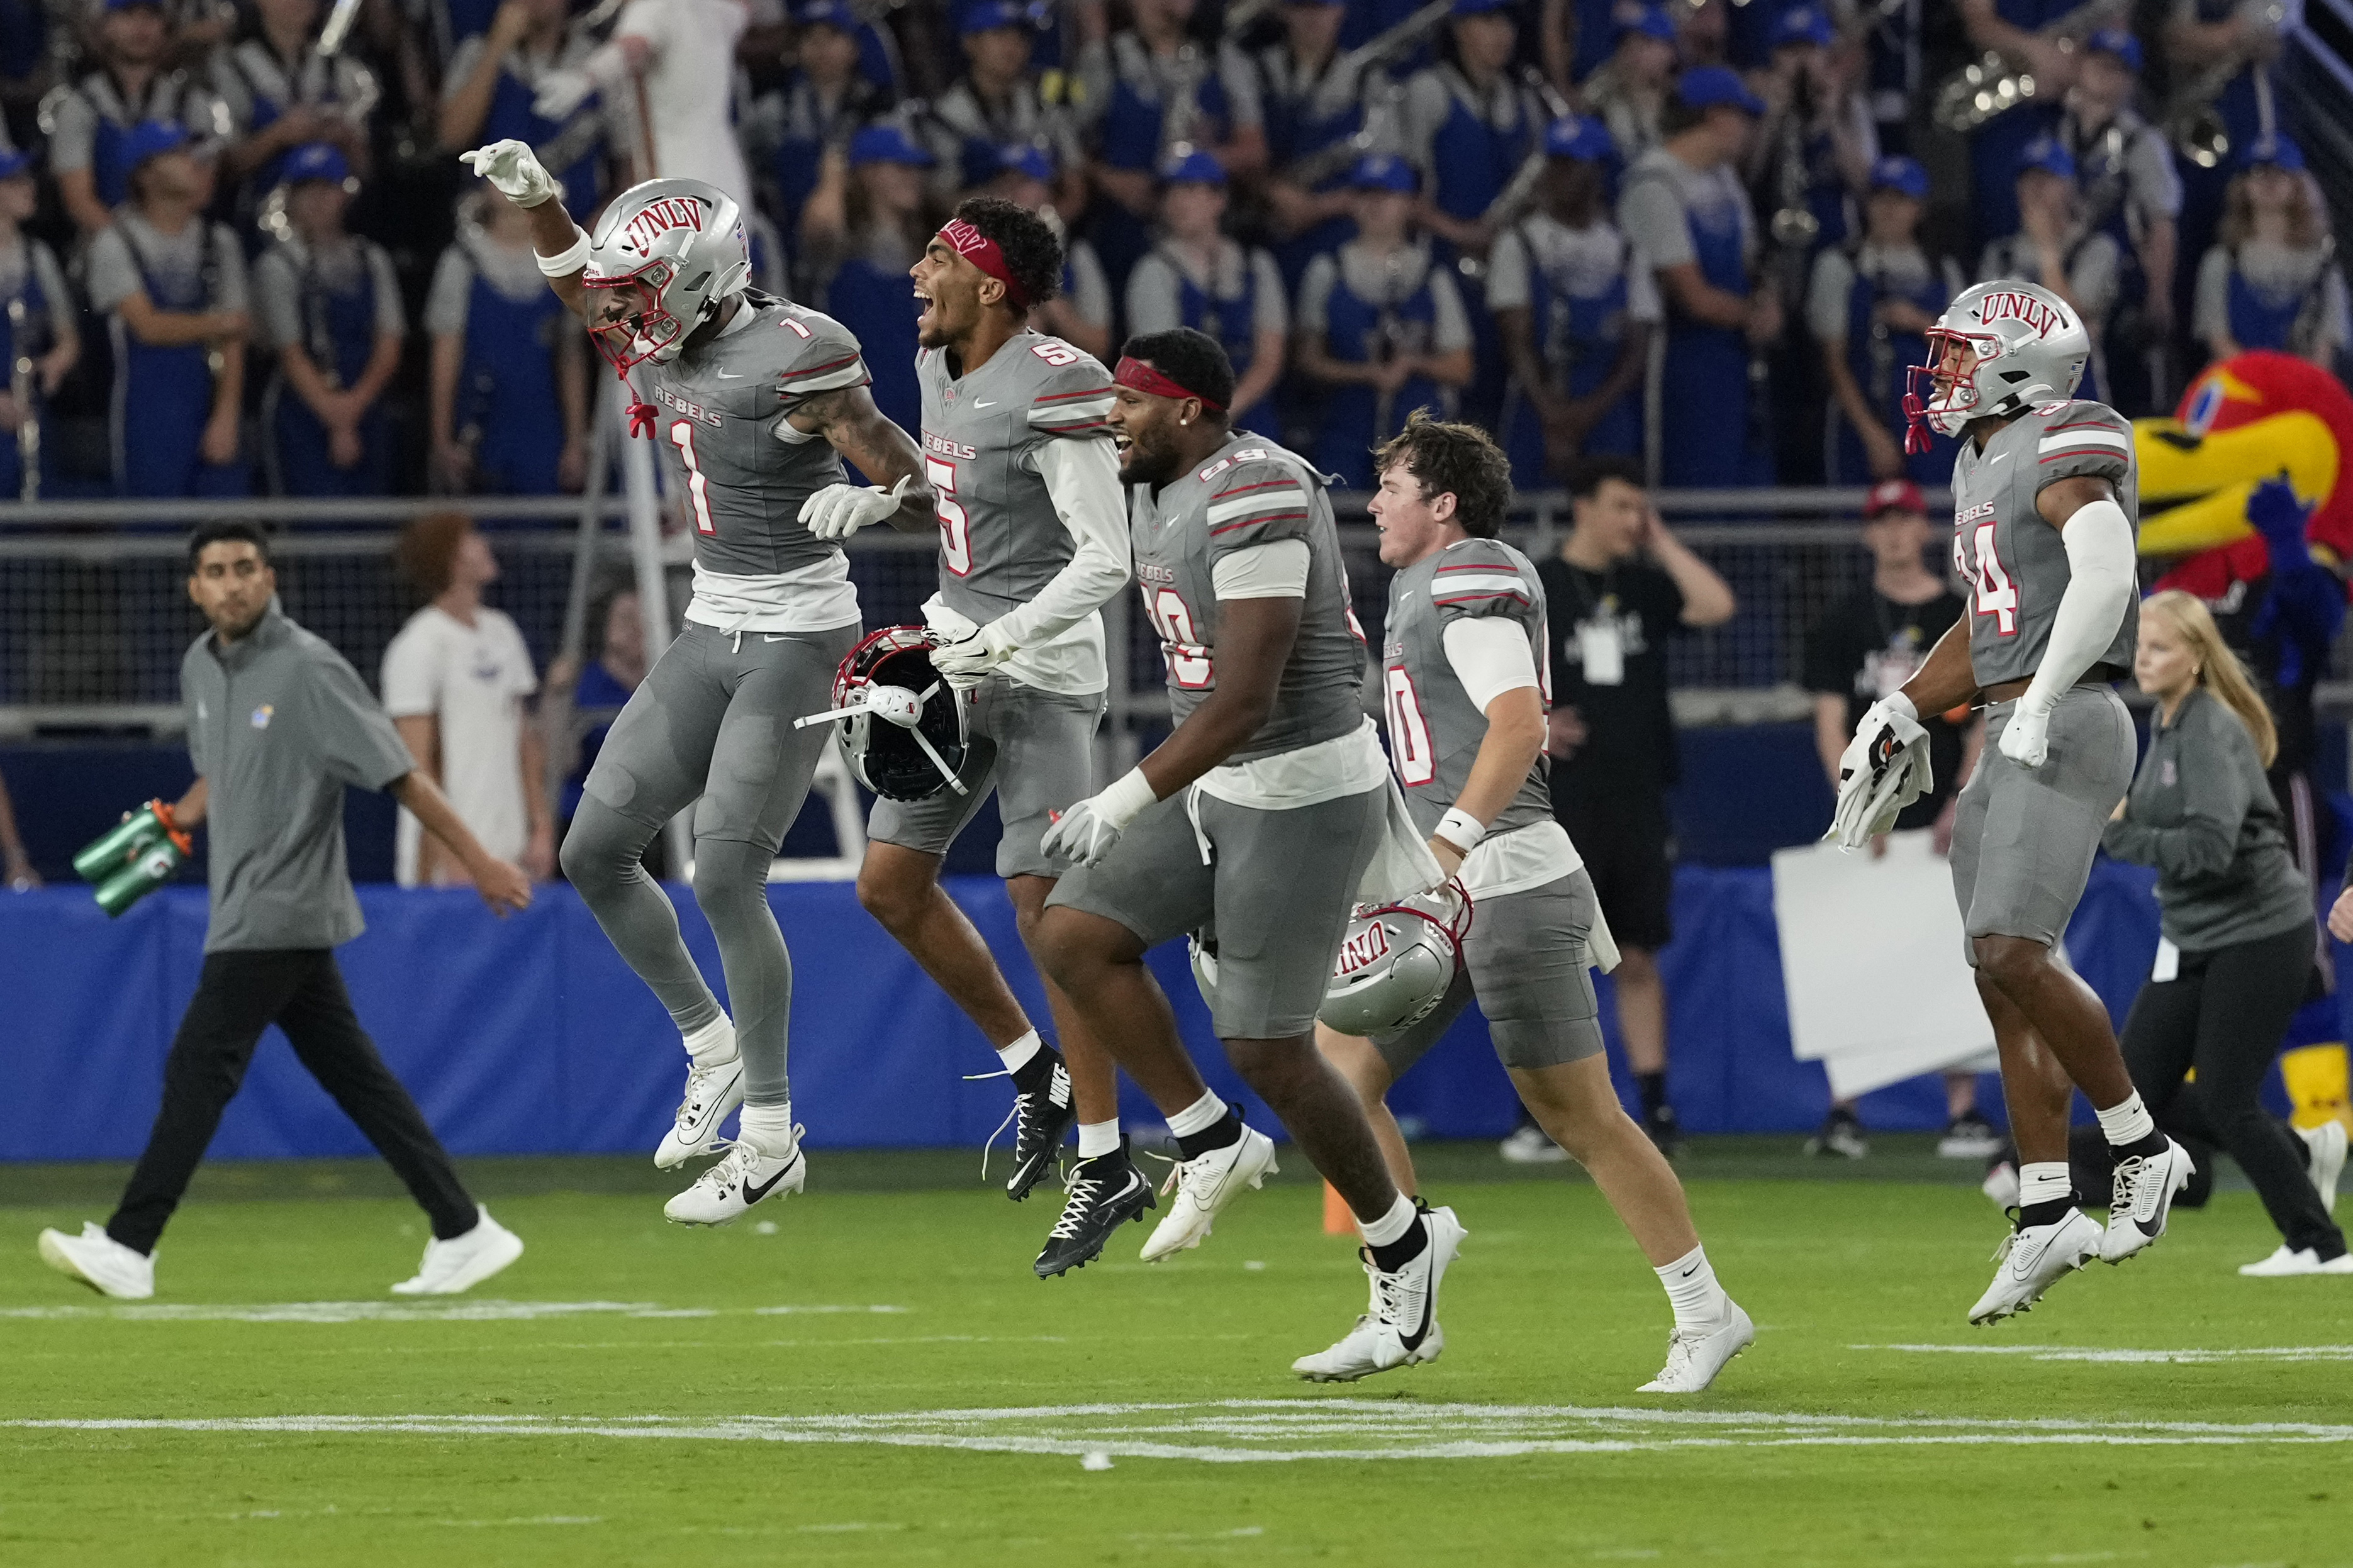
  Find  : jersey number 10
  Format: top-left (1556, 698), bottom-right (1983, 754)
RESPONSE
top-left (1955, 521), bottom-right (2019, 637)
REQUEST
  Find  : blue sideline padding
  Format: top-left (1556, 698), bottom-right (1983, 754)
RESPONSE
top-left (3, 859), bottom-right (2264, 1163)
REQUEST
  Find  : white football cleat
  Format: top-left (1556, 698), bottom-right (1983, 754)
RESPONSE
top-left (664, 1130), bottom-right (807, 1226)
top-left (37, 1222), bottom-right (154, 1300)
top-left (1638, 1300), bottom-right (1755, 1393)
top-left (2298, 1120), bottom-right (2346, 1217)
top-left (1969, 1208), bottom-right (2103, 1323)
top-left (2099, 1138), bottom-right (2193, 1264)
top-left (1139, 1119), bottom-right (1277, 1262)
top-left (1293, 1205), bottom-right (1465, 1382)
top-left (391, 1206), bottom-right (525, 1295)
top-left (655, 1033), bottom-right (745, 1170)
top-left (2237, 1244), bottom-right (2353, 1277)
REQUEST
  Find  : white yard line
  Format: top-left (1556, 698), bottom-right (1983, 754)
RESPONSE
top-left (0, 1300), bottom-right (912, 1325)
top-left (1854, 1343), bottom-right (2353, 1364)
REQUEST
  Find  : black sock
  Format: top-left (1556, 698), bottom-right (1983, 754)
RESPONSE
top-left (1636, 1072), bottom-right (1669, 1118)
top-left (1010, 1041), bottom-right (1063, 1094)
top-left (2018, 1196), bottom-right (2076, 1230)
top-left (1368, 1215), bottom-right (1429, 1272)
top-left (1174, 1106), bottom-right (1244, 1160)
top-left (2113, 1129), bottom-right (2169, 1160)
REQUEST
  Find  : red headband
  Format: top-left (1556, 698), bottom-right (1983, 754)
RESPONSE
top-left (1114, 355), bottom-right (1225, 411)
top-left (937, 219), bottom-right (1029, 309)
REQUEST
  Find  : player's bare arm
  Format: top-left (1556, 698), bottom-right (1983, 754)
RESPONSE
top-left (1898, 616), bottom-right (1980, 718)
top-left (1435, 686), bottom-right (1546, 877)
top-left (459, 140), bottom-right (590, 314)
top-left (2037, 472), bottom-right (2117, 530)
top-left (788, 384), bottom-right (935, 533)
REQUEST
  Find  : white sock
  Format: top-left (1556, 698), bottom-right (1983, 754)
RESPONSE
top-left (2018, 1160), bottom-right (2072, 1209)
top-left (2095, 1091), bottom-right (2157, 1148)
top-left (1358, 1193), bottom-right (1417, 1249)
top-left (739, 1101), bottom-right (796, 1157)
top-left (1165, 1089), bottom-right (1228, 1140)
top-left (1655, 1243), bottom-right (1730, 1330)
top-left (683, 1014), bottom-right (736, 1063)
top-left (1076, 1119), bottom-right (1121, 1159)
top-left (995, 1028), bottom-right (1042, 1074)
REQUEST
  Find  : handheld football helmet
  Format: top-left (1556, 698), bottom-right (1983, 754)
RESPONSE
top-left (1317, 883), bottom-right (1473, 1038)
top-left (794, 626), bottom-right (970, 801)
top-left (1904, 279), bottom-right (2089, 450)
top-left (583, 177), bottom-right (752, 373)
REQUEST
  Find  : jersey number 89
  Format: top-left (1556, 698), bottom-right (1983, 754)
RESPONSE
top-left (1143, 589), bottom-right (1213, 688)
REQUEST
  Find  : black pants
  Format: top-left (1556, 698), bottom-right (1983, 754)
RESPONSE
top-left (2084, 920), bottom-right (2342, 1260)
top-left (108, 948), bottom-right (478, 1255)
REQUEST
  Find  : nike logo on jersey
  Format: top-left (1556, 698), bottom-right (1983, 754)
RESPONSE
top-left (973, 399), bottom-right (998, 408)
top-left (743, 1153), bottom-right (802, 1204)
top-left (717, 369), bottom-right (745, 380)
top-left (1988, 450), bottom-right (2010, 463)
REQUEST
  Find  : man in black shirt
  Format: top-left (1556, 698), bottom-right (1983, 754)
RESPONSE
top-left (1532, 457), bottom-right (1736, 1157)
top-left (1801, 478), bottom-right (1996, 1161)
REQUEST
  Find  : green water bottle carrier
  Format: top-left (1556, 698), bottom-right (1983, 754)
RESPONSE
top-left (72, 799), bottom-right (192, 917)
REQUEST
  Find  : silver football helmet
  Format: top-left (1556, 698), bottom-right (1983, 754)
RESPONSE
top-left (1904, 279), bottom-right (2089, 447)
top-left (1317, 884), bottom-right (1473, 1038)
top-left (583, 177), bottom-right (752, 372)
top-left (792, 627), bottom-right (971, 803)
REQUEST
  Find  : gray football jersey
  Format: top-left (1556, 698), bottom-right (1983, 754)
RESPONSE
top-left (1950, 398), bottom-right (2140, 689)
top-left (639, 291), bottom-right (871, 577)
top-left (1383, 538), bottom-right (1553, 840)
top-left (917, 331), bottom-right (1115, 626)
top-left (1131, 434), bottom-right (1366, 764)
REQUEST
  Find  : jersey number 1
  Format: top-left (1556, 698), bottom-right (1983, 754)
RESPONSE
top-left (1957, 521), bottom-right (2018, 637)
top-left (669, 421), bottom-right (715, 536)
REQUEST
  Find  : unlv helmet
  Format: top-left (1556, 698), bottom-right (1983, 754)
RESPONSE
top-left (794, 627), bottom-right (970, 801)
top-left (1317, 884), bottom-right (1473, 1038)
top-left (1904, 279), bottom-right (2089, 448)
top-left (583, 177), bottom-right (752, 373)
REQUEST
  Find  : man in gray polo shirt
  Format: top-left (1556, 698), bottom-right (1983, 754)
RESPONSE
top-left (36, 521), bottom-right (533, 1301)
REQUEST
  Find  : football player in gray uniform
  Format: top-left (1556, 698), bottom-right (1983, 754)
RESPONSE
top-left (1835, 277), bottom-right (2192, 1323)
top-left (1032, 329), bottom-right (1466, 1381)
top-left (822, 196), bottom-right (1135, 1269)
top-left (1316, 414), bottom-right (1752, 1393)
top-left (462, 141), bottom-right (935, 1226)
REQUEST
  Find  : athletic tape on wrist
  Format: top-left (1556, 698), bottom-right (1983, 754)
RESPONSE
top-left (1097, 767), bottom-right (1159, 831)
top-left (535, 229), bottom-right (590, 276)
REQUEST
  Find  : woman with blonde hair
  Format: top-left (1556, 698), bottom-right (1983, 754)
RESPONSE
top-left (2093, 589), bottom-right (2345, 1275)
top-left (2191, 133), bottom-right (2350, 367)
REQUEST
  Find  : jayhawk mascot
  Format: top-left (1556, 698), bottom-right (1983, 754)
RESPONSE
top-left (2136, 350), bottom-right (2353, 1126)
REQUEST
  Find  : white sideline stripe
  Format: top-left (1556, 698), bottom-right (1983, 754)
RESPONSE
top-left (1855, 1342), bottom-right (2353, 1364)
top-left (0, 1300), bottom-right (910, 1325)
top-left (14, 1401), bottom-right (2353, 1463)
top-left (2037, 429), bottom-right (2128, 452)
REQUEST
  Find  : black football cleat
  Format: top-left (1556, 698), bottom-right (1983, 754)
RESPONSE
top-left (1004, 1050), bottom-right (1076, 1202)
top-left (1034, 1146), bottom-right (1156, 1279)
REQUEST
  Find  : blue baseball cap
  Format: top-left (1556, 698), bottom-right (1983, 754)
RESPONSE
top-left (282, 142), bottom-right (349, 186)
top-left (1543, 114), bottom-right (1616, 164)
top-left (1675, 65), bottom-right (1763, 117)
top-left (1867, 154), bottom-right (1928, 201)
top-left (795, 0), bottom-right (854, 29)
top-left (992, 142), bottom-right (1054, 183)
top-left (123, 119), bottom-right (189, 169)
top-left (0, 147), bottom-right (35, 181)
top-left (1770, 4), bottom-right (1833, 49)
top-left (1451, 0), bottom-right (1513, 16)
top-left (1160, 148), bottom-right (1227, 187)
top-left (1612, 2), bottom-right (1677, 43)
top-left (848, 123), bottom-right (934, 168)
top-left (959, 1), bottom-right (1028, 33)
top-left (2238, 131), bottom-right (2305, 172)
top-left (1350, 153), bottom-right (1418, 192)
top-left (2015, 134), bottom-right (2076, 181)
top-left (2084, 27), bottom-right (2142, 72)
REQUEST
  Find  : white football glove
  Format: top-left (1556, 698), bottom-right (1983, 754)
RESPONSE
top-left (459, 138), bottom-right (562, 208)
top-left (1998, 698), bottom-right (2052, 769)
top-left (1041, 769), bottom-right (1157, 867)
top-left (929, 620), bottom-right (1020, 688)
top-left (800, 474), bottom-right (907, 542)
top-left (1828, 694), bottom-right (1931, 850)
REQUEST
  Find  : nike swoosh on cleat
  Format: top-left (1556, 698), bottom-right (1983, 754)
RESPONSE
top-left (742, 1155), bottom-right (799, 1204)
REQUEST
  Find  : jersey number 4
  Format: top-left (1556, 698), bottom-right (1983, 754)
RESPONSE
top-left (669, 421), bottom-right (716, 536)
top-left (1955, 521), bottom-right (2019, 637)
top-left (1143, 588), bottom-right (1213, 688)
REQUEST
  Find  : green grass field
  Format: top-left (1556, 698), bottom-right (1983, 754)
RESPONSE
top-left (4, 1138), bottom-right (2349, 1566)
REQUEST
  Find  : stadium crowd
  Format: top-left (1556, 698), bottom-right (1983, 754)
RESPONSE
top-left (0, 0), bottom-right (2340, 506)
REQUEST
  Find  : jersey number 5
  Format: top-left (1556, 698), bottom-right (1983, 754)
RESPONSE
top-left (1957, 521), bottom-right (2019, 637)
top-left (929, 456), bottom-right (970, 575)
top-left (669, 421), bottom-right (715, 536)
top-left (1143, 588), bottom-right (1213, 688)
top-left (1384, 668), bottom-right (1436, 786)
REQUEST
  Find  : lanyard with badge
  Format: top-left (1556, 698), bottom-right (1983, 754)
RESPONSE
top-left (1565, 565), bottom-right (1626, 686)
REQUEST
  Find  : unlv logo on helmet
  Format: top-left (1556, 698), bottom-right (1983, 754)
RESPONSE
top-left (1333, 919), bottom-right (1394, 978)
top-left (622, 196), bottom-right (706, 256)
top-left (1973, 289), bottom-right (2064, 339)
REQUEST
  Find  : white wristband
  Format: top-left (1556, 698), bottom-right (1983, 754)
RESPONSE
top-left (1433, 808), bottom-right (1485, 855)
top-left (535, 228), bottom-right (591, 276)
top-left (1095, 767), bottom-right (1159, 831)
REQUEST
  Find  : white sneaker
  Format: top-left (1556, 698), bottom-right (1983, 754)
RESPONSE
top-left (2298, 1120), bottom-right (2346, 1217)
top-left (1969, 1208), bottom-right (2103, 1323)
top-left (37, 1223), bottom-right (154, 1299)
top-left (1293, 1205), bottom-right (1466, 1382)
top-left (391, 1207), bottom-right (525, 1295)
top-left (1499, 1123), bottom-right (1570, 1164)
top-left (655, 1034), bottom-right (745, 1170)
top-left (1638, 1300), bottom-right (1755, 1393)
top-left (2236, 1244), bottom-right (2353, 1276)
top-left (664, 1130), bottom-right (807, 1226)
top-left (1139, 1120), bottom-right (1277, 1262)
top-left (2100, 1138), bottom-right (2193, 1264)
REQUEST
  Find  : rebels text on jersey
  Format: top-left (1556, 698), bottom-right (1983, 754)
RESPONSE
top-left (1949, 398), bottom-right (2140, 689)
top-left (639, 291), bottom-right (872, 578)
top-left (1383, 537), bottom-right (1553, 840)
top-left (1130, 436), bottom-right (1366, 764)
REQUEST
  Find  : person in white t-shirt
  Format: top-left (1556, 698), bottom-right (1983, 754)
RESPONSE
top-left (383, 513), bottom-right (553, 888)
top-left (530, 0), bottom-right (754, 215)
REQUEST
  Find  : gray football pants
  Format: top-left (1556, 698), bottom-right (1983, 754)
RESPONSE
top-left (559, 621), bottom-right (859, 1107)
